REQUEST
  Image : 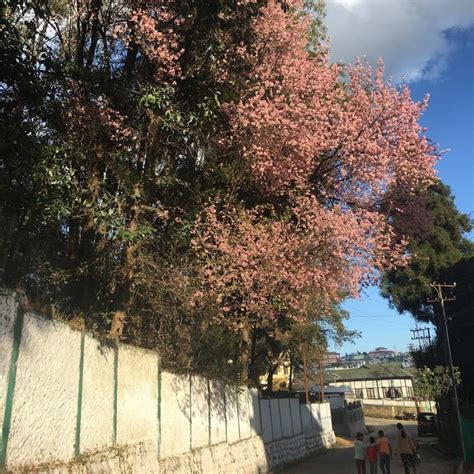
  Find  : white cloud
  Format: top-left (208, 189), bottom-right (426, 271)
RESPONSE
top-left (325, 0), bottom-right (474, 82)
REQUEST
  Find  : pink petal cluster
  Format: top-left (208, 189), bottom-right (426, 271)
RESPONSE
top-left (193, 196), bottom-right (407, 330)
top-left (194, 1), bottom-right (439, 330)
top-left (121, 3), bottom-right (184, 81)
top-left (224, 1), bottom-right (438, 203)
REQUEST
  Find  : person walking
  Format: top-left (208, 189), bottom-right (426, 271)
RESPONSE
top-left (376, 429), bottom-right (392, 474)
top-left (354, 432), bottom-right (368, 474)
top-left (367, 436), bottom-right (378, 474)
top-left (395, 423), bottom-right (417, 474)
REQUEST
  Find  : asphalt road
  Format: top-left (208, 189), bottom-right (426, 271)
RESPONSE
top-left (278, 417), bottom-right (455, 474)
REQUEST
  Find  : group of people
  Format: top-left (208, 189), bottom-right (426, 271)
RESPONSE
top-left (354, 423), bottom-right (418, 474)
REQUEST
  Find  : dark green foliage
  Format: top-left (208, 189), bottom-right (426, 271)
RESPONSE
top-left (381, 181), bottom-right (474, 399)
top-left (0, 0), bottom-right (265, 368)
top-left (381, 181), bottom-right (474, 324)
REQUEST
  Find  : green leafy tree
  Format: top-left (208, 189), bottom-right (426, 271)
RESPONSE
top-left (381, 181), bottom-right (474, 324)
top-left (0, 0), bottom-right (263, 337)
top-left (413, 366), bottom-right (461, 402)
top-left (381, 181), bottom-right (474, 397)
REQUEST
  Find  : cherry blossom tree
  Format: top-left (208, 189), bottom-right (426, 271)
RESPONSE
top-left (194, 0), bottom-right (439, 382)
top-left (1, 0), bottom-right (440, 382)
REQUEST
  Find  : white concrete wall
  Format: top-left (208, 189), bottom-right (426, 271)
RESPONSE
top-left (260, 399), bottom-right (273, 443)
top-left (225, 385), bottom-right (240, 443)
top-left (300, 403), bottom-right (314, 436)
top-left (249, 388), bottom-right (261, 436)
top-left (80, 335), bottom-right (115, 452)
top-left (312, 402), bottom-right (323, 433)
top-left (0, 290), bottom-right (17, 434)
top-left (160, 371), bottom-right (191, 457)
top-left (362, 398), bottom-right (419, 407)
top-left (290, 399), bottom-right (302, 435)
top-left (117, 344), bottom-right (158, 445)
top-left (238, 387), bottom-right (252, 440)
top-left (209, 379), bottom-right (226, 444)
top-left (320, 402), bottom-right (333, 432)
top-left (0, 290), bottom-right (335, 473)
top-left (280, 399), bottom-right (293, 438)
top-left (7, 313), bottom-right (81, 467)
top-left (191, 375), bottom-right (209, 449)
top-left (270, 399), bottom-right (282, 440)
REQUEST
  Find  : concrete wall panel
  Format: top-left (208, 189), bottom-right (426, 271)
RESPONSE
top-left (191, 375), bottom-right (209, 449)
top-left (300, 403), bottom-right (313, 436)
top-left (260, 399), bottom-right (272, 443)
top-left (116, 345), bottom-right (157, 445)
top-left (80, 335), bottom-right (114, 452)
top-left (160, 371), bottom-right (191, 457)
top-left (209, 379), bottom-right (226, 445)
top-left (311, 402), bottom-right (322, 434)
top-left (290, 399), bottom-right (302, 435)
top-left (238, 387), bottom-right (251, 440)
top-left (270, 399), bottom-right (282, 440)
top-left (321, 402), bottom-right (333, 433)
top-left (0, 291), bottom-right (17, 432)
top-left (279, 399), bottom-right (293, 438)
top-left (249, 388), bottom-right (261, 436)
top-left (7, 314), bottom-right (81, 467)
top-left (225, 385), bottom-right (240, 443)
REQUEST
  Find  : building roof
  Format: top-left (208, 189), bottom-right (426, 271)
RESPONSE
top-left (289, 363), bottom-right (416, 392)
top-left (327, 363), bottom-right (415, 382)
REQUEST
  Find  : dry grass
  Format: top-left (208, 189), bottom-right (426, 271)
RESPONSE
top-left (335, 436), bottom-right (353, 448)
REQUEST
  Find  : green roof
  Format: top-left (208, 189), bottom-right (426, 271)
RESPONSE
top-left (327, 363), bottom-right (415, 382)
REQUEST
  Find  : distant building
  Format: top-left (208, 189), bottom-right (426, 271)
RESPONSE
top-left (368, 347), bottom-right (395, 361)
top-left (327, 363), bottom-right (415, 400)
top-left (322, 352), bottom-right (341, 367)
top-left (333, 359), bottom-right (365, 370)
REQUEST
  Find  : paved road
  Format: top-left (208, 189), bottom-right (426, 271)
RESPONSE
top-left (279, 417), bottom-right (455, 474)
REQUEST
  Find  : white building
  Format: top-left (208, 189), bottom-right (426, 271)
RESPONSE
top-left (327, 363), bottom-right (415, 400)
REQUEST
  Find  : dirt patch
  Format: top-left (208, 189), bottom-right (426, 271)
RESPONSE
top-left (335, 436), bottom-right (353, 448)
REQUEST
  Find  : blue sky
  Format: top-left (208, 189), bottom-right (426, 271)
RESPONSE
top-left (326, 2), bottom-right (474, 355)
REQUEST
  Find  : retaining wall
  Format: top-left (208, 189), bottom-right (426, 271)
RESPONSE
top-left (331, 404), bottom-right (366, 438)
top-left (362, 399), bottom-right (436, 418)
top-left (0, 290), bottom-right (335, 473)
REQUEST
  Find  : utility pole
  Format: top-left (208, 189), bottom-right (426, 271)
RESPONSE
top-left (428, 282), bottom-right (466, 463)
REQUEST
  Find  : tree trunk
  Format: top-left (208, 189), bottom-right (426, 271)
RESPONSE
top-left (0, 212), bottom-right (18, 282)
top-left (249, 329), bottom-right (257, 383)
top-left (303, 351), bottom-right (309, 404)
top-left (240, 324), bottom-right (250, 384)
top-left (319, 362), bottom-right (325, 402)
top-left (77, 150), bottom-right (102, 309)
top-left (109, 202), bottom-right (139, 338)
top-left (85, 0), bottom-right (101, 69)
top-left (123, 43), bottom-right (139, 75)
top-left (267, 365), bottom-right (276, 393)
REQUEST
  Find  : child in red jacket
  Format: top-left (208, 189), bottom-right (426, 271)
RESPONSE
top-left (367, 436), bottom-right (378, 474)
